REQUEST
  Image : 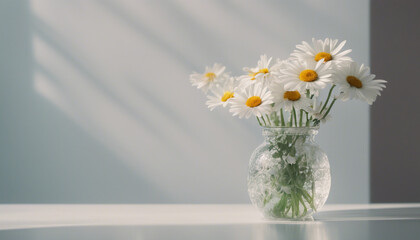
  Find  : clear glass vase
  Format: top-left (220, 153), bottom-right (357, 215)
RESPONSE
top-left (247, 127), bottom-right (331, 219)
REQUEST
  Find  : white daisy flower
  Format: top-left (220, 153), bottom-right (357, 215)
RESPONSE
top-left (206, 77), bottom-right (237, 111)
top-left (190, 63), bottom-right (229, 93)
top-left (291, 38), bottom-right (352, 65)
top-left (308, 99), bottom-right (332, 123)
top-left (335, 61), bottom-right (387, 104)
top-left (229, 83), bottom-right (274, 119)
top-left (237, 55), bottom-right (280, 88)
top-left (279, 59), bottom-right (333, 95)
top-left (271, 82), bottom-right (312, 112)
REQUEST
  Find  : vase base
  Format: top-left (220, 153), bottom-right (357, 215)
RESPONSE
top-left (263, 215), bottom-right (315, 222)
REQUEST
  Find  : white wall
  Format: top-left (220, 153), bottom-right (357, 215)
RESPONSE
top-left (0, 0), bottom-right (369, 203)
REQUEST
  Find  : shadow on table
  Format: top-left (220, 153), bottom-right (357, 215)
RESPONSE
top-left (262, 206), bottom-right (420, 240)
top-left (313, 207), bottom-right (420, 221)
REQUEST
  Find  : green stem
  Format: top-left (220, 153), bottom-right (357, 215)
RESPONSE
top-left (311, 181), bottom-right (316, 210)
top-left (292, 107), bottom-right (298, 127)
top-left (261, 115), bottom-right (267, 126)
top-left (299, 109), bottom-right (303, 127)
top-left (305, 111), bottom-right (309, 127)
top-left (321, 98), bottom-right (337, 120)
top-left (280, 109), bottom-right (285, 126)
top-left (285, 203), bottom-right (292, 216)
top-left (266, 114), bottom-right (272, 126)
top-left (288, 111), bottom-right (293, 127)
top-left (321, 85), bottom-right (336, 113)
top-left (298, 193), bottom-right (308, 216)
top-left (272, 112), bottom-right (280, 126)
top-left (256, 116), bottom-right (263, 126)
top-left (294, 192), bottom-right (300, 217)
top-left (301, 189), bottom-right (316, 211)
top-left (291, 192), bottom-right (296, 217)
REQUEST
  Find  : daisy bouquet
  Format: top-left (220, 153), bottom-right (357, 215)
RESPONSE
top-left (190, 38), bottom-right (386, 218)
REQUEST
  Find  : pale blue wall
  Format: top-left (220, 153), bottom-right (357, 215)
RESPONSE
top-left (0, 0), bottom-right (369, 203)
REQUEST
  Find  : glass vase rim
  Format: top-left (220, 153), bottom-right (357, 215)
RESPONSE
top-left (261, 126), bottom-right (320, 130)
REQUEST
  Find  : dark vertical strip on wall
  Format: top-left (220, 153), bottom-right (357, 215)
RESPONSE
top-left (370, 0), bottom-right (420, 202)
top-left (0, 1), bottom-right (34, 202)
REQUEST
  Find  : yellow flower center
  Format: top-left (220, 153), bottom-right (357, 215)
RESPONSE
top-left (246, 96), bottom-right (262, 108)
top-left (283, 91), bottom-right (301, 101)
top-left (346, 76), bottom-right (363, 88)
top-left (221, 91), bottom-right (234, 102)
top-left (259, 68), bottom-right (269, 74)
top-left (299, 70), bottom-right (318, 82)
top-left (314, 52), bottom-right (333, 62)
top-left (205, 72), bottom-right (216, 81)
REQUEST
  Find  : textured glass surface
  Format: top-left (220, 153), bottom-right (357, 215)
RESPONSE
top-left (248, 127), bottom-right (331, 219)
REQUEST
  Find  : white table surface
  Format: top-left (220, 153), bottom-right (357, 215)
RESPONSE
top-left (0, 204), bottom-right (419, 239)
